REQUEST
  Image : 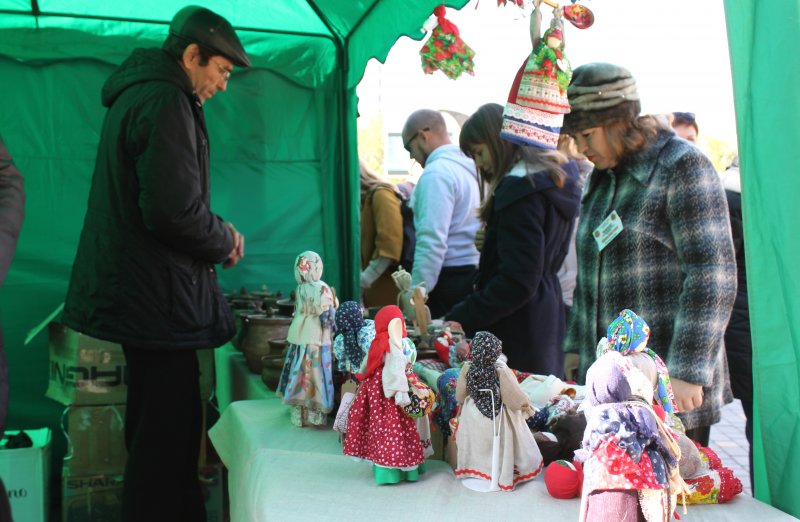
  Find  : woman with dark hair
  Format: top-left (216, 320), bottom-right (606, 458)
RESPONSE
top-left (444, 103), bottom-right (581, 376)
top-left (562, 63), bottom-right (736, 446)
top-left (359, 160), bottom-right (404, 307)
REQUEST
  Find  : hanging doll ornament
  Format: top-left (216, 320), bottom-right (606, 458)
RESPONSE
top-left (500, 1), bottom-right (572, 149)
top-left (419, 6), bottom-right (476, 80)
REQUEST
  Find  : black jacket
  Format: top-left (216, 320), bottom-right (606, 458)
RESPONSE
top-left (447, 161), bottom-right (581, 376)
top-left (64, 48), bottom-right (235, 350)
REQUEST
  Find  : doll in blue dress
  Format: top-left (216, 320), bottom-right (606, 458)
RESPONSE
top-left (277, 251), bottom-right (337, 427)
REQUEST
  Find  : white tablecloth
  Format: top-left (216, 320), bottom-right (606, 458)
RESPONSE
top-left (208, 397), bottom-right (797, 522)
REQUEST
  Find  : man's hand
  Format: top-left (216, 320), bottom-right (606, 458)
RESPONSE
top-left (670, 378), bottom-right (704, 412)
top-left (223, 222), bottom-right (244, 269)
top-left (564, 352), bottom-right (580, 382)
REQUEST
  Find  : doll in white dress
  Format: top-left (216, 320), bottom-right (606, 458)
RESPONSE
top-left (455, 331), bottom-right (543, 490)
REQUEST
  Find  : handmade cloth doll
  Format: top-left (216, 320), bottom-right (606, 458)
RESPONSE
top-left (600, 310), bottom-right (743, 504)
top-left (454, 331), bottom-right (543, 491)
top-left (343, 306), bottom-right (427, 484)
top-left (277, 251), bottom-right (336, 427)
top-left (577, 350), bottom-right (687, 522)
top-left (419, 5), bottom-right (476, 80)
top-left (500, 1), bottom-right (571, 149)
top-left (598, 309), bottom-right (678, 419)
top-left (333, 300), bottom-right (418, 377)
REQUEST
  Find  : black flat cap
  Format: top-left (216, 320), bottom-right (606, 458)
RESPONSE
top-left (169, 6), bottom-right (250, 68)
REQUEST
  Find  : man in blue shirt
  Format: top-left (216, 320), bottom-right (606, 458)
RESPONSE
top-left (401, 109), bottom-right (481, 318)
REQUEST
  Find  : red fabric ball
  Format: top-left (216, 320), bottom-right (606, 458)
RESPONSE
top-left (544, 459), bottom-right (583, 499)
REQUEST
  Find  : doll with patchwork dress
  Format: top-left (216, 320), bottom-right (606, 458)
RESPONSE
top-left (594, 310), bottom-right (743, 506)
top-left (276, 251), bottom-right (337, 427)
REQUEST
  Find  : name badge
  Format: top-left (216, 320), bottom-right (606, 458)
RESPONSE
top-left (593, 210), bottom-right (623, 251)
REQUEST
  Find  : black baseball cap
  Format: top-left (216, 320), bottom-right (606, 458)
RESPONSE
top-left (169, 6), bottom-right (250, 68)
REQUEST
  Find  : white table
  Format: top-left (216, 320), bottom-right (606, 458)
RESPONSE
top-left (209, 397), bottom-right (798, 522)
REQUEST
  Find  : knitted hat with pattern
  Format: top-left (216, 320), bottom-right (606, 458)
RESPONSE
top-left (562, 62), bottom-right (640, 134)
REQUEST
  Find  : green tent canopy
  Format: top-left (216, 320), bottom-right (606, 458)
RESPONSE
top-left (0, 0), bottom-right (468, 503)
top-left (1, 0), bottom-right (799, 518)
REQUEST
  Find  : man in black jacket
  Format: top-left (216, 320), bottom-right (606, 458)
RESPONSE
top-left (0, 134), bottom-right (25, 522)
top-left (63, 6), bottom-right (249, 521)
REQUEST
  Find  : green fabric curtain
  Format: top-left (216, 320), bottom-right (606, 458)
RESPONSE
top-left (724, 0), bottom-right (800, 517)
top-left (0, 0), bottom-right (468, 485)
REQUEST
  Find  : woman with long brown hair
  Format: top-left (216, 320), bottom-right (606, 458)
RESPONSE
top-left (445, 103), bottom-right (581, 376)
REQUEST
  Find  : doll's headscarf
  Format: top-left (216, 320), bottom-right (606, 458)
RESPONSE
top-left (357, 305), bottom-right (406, 380)
top-left (466, 331), bottom-right (503, 420)
top-left (335, 301), bottom-right (365, 370)
top-left (598, 309), bottom-right (677, 414)
top-left (294, 250), bottom-right (323, 284)
top-left (292, 251), bottom-right (332, 316)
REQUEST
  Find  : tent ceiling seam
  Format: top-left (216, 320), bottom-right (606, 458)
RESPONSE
top-left (0, 9), bottom-right (337, 42)
top-left (345, 0), bottom-right (380, 47)
top-left (304, 0), bottom-right (346, 72)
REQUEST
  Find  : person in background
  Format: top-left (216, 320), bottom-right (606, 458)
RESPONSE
top-left (401, 109), bottom-right (481, 318)
top-left (62, 6), bottom-right (249, 521)
top-left (720, 155), bottom-right (753, 488)
top-left (359, 160), bottom-right (404, 308)
top-left (555, 134), bottom-right (592, 325)
top-left (562, 63), bottom-right (736, 447)
top-left (445, 103), bottom-right (581, 376)
top-left (672, 111), bottom-right (699, 143)
top-left (0, 135), bottom-right (25, 522)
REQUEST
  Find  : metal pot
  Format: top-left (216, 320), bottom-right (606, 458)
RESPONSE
top-left (260, 354), bottom-right (285, 391)
top-left (241, 314), bottom-right (292, 374)
top-left (275, 298), bottom-right (295, 317)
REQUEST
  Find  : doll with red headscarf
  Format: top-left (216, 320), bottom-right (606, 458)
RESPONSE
top-left (343, 306), bottom-right (427, 484)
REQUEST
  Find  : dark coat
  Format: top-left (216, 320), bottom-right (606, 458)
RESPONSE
top-left (446, 160), bottom-right (581, 376)
top-left (1, 135), bottom-right (25, 437)
top-left (724, 186), bottom-right (750, 357)
top-left (64, 48), bottom-right (235, 350)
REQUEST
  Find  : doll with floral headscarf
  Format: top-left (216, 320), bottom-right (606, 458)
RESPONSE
top-left (454, 331), bottom-right (543, 491)
top-left (277, 251), bottom-right (337, 427)
top-left (343, 306), bottom-right (427, 484)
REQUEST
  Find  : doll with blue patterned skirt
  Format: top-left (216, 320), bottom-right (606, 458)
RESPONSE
top-left (277, 251), bottom-right (337, 427)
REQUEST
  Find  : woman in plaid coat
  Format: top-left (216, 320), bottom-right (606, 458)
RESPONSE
top-left (561, 63), bottom-right (737, 445)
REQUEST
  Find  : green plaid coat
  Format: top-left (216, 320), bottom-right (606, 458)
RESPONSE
top-left (565, 130), bottom-right (736, 430)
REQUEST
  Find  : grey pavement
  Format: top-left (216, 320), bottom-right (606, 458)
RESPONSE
top-left (709, 398), bottom-right (752, 496)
